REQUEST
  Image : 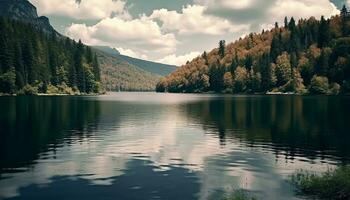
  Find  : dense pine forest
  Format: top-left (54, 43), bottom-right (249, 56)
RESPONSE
top-left (157, 6), bottom-right (350, 95)
top-left (0, 17), bottom-right (102, 95)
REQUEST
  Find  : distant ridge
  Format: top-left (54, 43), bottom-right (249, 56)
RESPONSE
top-left (93, 46), bottom-right (178, 76)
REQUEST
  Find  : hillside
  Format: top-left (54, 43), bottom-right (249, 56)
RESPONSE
top-left (94, 46), bottom-right (178, 76)
top-left (96, 50), bottom-right (161, 91)
top-left (157, 6), bottom-right (350, 95)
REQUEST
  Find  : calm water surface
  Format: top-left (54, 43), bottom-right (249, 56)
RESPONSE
top-left (0, 93), bottom-right (350, 200)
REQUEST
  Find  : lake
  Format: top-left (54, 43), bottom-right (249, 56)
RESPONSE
top-left (0, 93), bottom-right (349, 200)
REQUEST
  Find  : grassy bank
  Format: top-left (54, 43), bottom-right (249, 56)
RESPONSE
top-left (292, 166), bottom-right (350, 199)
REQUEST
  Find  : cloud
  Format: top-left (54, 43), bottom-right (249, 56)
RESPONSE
top-left (30, 0), bottom-right (130, 20)
top-left (65, 16), bottom-right (177, 54)
top-left (148, 5), bottom-right (250, 35)
top-left (348, 0), bottom-right (350, 7)
top-left (195, 0), bottom-right (257, 10)
top-left (268, 0), bottom-right (339, 21)
top-left (157, 52), bottom-right (201, 66)
top-left (116, 47), bottom-right (148, 60)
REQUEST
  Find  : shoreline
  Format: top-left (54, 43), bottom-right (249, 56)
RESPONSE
top-left (0, 93), bottom-right (103, 97)
top-left (1, 91), bottom-right (349, 97)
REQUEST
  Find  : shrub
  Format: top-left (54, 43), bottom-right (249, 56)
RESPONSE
top-left (18, 84), bottom-right (38, 95)
top-left (309, 75), bottom-right (329, 94)
top-left (292, 166), bottom-right (350, 200)
top-left (46, 84), bottom-right (60, 94)
top-left (57, 82), bottom-right (75, 95)
top-left (329, 83), bottom-right (341, 95)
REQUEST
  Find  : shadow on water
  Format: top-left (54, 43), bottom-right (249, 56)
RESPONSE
top-left (4, 159), bottom-right (200, 200)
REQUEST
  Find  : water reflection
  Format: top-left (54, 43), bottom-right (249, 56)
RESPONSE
top-left (0, 93), bottom-right (349, 200)
top-left (0, 96), bottom-right (101, 173)
top-left (181, 96), bottom-right (350, 162)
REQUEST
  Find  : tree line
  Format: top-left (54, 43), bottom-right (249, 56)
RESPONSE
top-left (157, 5), bottom-right (350, 95)
top-left (0, 17), bottom-right (101, 95)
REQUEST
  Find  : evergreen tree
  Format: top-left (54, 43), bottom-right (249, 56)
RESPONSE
top-left (209, 59), bottom-right (225, 92)
top-left (316, 48), bottom-right (330, 76)
top-left (202, 51), bottom-right (209, 65)
top-left (219, 40), bottom-right (226, 58)
top-left (288, 17), bottom-right (296, 31)
top-left (92, 54), bottom-right (100, 81)
top-left (341, 5), bottom-right (349, 36)
top-left (318, 16), bottom-right (331, 48)
top-left (230, 52), bottom-right (239, 75)
top-left (0, 17), bottom-right (102, 94)
top-left (284, 17), bottom-right (289, 28)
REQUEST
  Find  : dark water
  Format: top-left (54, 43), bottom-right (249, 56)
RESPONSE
top-left (0, 93), bottom-right (349, 200)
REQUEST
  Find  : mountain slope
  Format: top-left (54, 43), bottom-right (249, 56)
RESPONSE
top-left (157, 10), bottom-right (350, 94)
top-left (95, 49), bottom-right (161, 91)
top-left (115, 54), bottom-right (178, 76)
top-left (93, 46), bottom-right (178, 76)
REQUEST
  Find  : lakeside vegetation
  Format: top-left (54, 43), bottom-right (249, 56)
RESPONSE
top-left (0, 17), bottom-right (102, 95)
top-left (157, 6), bottom-right (350, 95)
top-left (222, 190), bottom-right (257, 200)
top-left (292, 166), bottom-right (350, 200)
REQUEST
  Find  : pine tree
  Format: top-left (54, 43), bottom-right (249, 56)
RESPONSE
top-left (318, 16), bottom-right (330, 48)
top-left (316, 48), bottom-right (329, 76)
top-left (284, 17), bottom-right (289, 28)
top-left (209, 59), bottom-right (225, 92)
top-left (92, 54), bottom-right (100, 81)
top-left (341, 5), bottom-right (349, 36)
top-left (288, 17), bottom-right (296, 31)
top-left (230, 52), bottom-right (239, 75)
top-left (219, 40), bottom-right (225, 58)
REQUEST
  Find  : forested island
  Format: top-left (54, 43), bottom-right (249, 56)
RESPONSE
top-left (0, 17), bottom-right (102, 95)
top-left (157, 6), bottom-right (350, 95)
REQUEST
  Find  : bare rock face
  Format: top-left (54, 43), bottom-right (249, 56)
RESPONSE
top-left (0, 0), bottom-right (59, 36)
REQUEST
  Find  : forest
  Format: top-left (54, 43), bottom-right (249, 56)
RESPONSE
top-left (0, 17), bottom-right (102, 95)
top-left (157, 6), bottom-right (350, 95)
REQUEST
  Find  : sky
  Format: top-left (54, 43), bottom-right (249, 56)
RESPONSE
top-left (28, 0), bottom-right (349, 66)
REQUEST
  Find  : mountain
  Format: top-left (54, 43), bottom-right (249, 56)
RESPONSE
top-left (93, 46), bottom-right (120, 56)
top-left (157, 8), bottom-right (350, 95)
top-left (0, 0), bottom-right (58, 35)
top-left (95, 49), bottom-right (161, 91)
top-left (93, 46), bottom-right (178, 76)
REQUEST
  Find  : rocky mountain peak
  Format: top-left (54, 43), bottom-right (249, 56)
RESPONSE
top-left (0, 0), bottom-right (59, 36)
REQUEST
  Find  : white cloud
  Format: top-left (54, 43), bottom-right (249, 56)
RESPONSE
top-left (30, 0), bottom-right (130, 20)
top-left (348, 0), bottom-right (350, 7)
top-left (268, 0), bottom-right (339, 21)
top-left (148, 5), bottom-right (249, 35)
top-left (66, 17), bottom-right (177, 54)
top-left (195, 0), bottom-right (256, 10)
top-left (116, 47), bottom-right (148, 60)
top-left (157, 52), bottom-right (201, 66)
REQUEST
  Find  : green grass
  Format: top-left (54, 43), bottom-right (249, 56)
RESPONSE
top-left (222, 190), bottom-right (257, 200)
top-left (292, 166), bottom-right (350, 200)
